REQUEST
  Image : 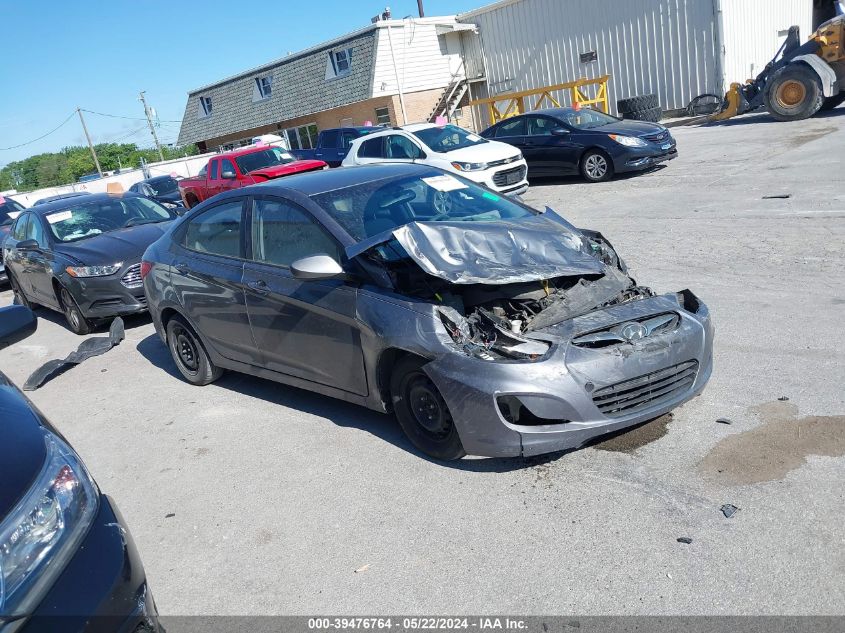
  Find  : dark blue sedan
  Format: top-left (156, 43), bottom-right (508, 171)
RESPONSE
top-left (480, 107), bottom-right (677, 182)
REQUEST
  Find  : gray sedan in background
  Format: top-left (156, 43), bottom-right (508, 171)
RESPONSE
top-left (141, 164), bottom-right (713, 460)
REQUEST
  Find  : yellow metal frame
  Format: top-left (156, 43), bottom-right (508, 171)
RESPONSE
top-left (469, 76), bottom-right (611, 124)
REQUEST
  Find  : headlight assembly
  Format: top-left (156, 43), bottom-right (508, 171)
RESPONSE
top-left (0, 431), bottom-right (98, 616)
top-left (65, 263), bottom-right (122, 277)
top-left (608, 134), bottom-right (648, 147)
top-left (451, 161), bottom-right (489, 172)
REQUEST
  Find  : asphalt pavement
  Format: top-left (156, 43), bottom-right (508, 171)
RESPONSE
top-left (1, 109), bottom-right (843, 615)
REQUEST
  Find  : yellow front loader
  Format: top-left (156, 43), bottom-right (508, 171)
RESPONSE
top-left (713, 16), bottom-right (845, 122)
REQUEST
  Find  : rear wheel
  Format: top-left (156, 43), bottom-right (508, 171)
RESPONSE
top-left (59, 287), bottom-right (92, 335)
top-left (819, 93), bottom-right (845, 111)
top-left (9, 273), bottom-right (34, 309)
top-left (166, 315), bottom-right (223, 385)
top-left (391, 356), bottom-right (465, 460)
top-left (765, 64), bottom-right (824, 122)
top-left (580, 149), bottom-right (614, 183)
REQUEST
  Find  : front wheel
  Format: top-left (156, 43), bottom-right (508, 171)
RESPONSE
top-left (60, 287), bottom-right (92, 335)
top-left (765, 64), bottom-right (824, 122)
top-left (166, 315), bottom-right (223, 385)
top-left (580, 149), bottom-right (614, 183)
top-left (391, 356), bottom-right (465, 460)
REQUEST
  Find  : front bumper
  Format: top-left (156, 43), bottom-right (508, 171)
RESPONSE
top-left (14, 495), bottom-right (161, 633)
top-left (462, 162), bottom-right (529, 195)
top-left (614, 142), bottom-right (678, 173)
top-left (424, 291), bottom-right (713, 458)
top-left (61, 267), bottom-right (147, 320)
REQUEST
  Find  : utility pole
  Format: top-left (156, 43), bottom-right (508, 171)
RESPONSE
top-left (417, 0), bottom-right (424, 17)
top-left (77, 108), bottom-right (103, 178)
top-left (139, 91), bottom-right (165, 162)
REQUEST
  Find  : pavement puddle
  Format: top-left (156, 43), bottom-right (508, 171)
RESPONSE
top-left (699, 401), bottom-right (845, 485)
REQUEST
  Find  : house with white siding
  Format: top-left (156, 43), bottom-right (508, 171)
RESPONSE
top-left (176, 15), bottom-right (483, 152)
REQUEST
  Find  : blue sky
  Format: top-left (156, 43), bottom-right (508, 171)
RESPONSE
top-left (0, 0), bottom-right (482, 167)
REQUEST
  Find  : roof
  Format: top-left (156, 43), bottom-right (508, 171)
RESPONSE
top-left (457, 0), bottom-right (524, 20)
top-left (187, 16), bottom-right (461, 95)
top-left (29, 192), bottom-right (144, 216)
top-left (253, 162), bottom-right (436, 196)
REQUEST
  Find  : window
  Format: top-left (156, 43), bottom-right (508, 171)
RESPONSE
top-left (526, 116), bottom-right (556, 136)
top-left (284, 123), bottom-right (319, 150)
top-left (359, 137), bottom-right (384, 159)
top-left (325, 47), bottom-right (353, 79)
top-left (319, 129), bottom-right (340, 149)
top-left (198, 96), bottom-right (212, 118)
top-left (11, 214), bottom-right (29, 241)
top-left (184, 200), bottom-right (243, 258)
top-left (25, 214), bottom-right (48, 247)
top-left (251, 198), bottom-right (341, 268)
top-left (385, 135), bottom-right (421, 160)
top-left (235, 147), bottom-right (295, 174)
top-left (209, 159), bottom-right (219, 180)
top-left (495, 117), bottom-right (527, 137)
top-left (374, 107), bottom-right (391, 125)
top-left (253, 75), bottom-right (272, 101)
top-left (341, 130), bottom-right (360, 150)
top-left (220, 159), bottom-right (236, 177)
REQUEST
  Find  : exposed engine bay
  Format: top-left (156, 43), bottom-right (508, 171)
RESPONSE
top-left (363, 230), bottom-right (654, 361)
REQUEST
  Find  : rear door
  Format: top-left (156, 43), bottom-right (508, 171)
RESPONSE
top-left (352, 136), bottom-right (387, 165)
top-left (315, 129), bottom-right (340, 165)
top-left (242, 195), bottom-right (367, 396)
top-left (338, 129), bottom-right (360, 166)
top-left (170, 197), bottom-right (259, 365)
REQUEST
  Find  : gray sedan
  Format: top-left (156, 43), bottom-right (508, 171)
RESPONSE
top-left (141, 163), bottom-right (713, 460)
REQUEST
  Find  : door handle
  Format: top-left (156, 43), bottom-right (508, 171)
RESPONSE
top-left (175, 262), bottom-right (189, 274)
top-left (248, 279), bottom-right (269, 295)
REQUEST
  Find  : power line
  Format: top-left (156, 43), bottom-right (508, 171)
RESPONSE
top-left (0, 111), bottom-right (77, 151)
top-left (80, 108), bottom-right (182, 123)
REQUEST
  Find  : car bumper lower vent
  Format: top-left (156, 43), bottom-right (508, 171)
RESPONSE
top-left (592, 360), bottom-right (699, 418)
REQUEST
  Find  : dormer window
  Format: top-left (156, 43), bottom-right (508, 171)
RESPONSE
top-left (325, 47), bottom-right (353, 79)
top-left (198, 96), bottom-right (212, 118)
top-left (253, 76), bottom-right (272, 101)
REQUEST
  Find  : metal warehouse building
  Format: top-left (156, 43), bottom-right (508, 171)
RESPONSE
top-left (458, 0), bottom-right (837, 118)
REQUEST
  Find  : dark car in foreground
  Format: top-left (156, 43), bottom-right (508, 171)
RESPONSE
top-left (3, 192), bottom-right (177, 334)
top-left (1, 196), bottom-right (27, 284)
top-left (480, 107), bottom-right (677, 182)
top-left (0, 305), bottom-right (161, 631)
top-left (129, 175), bottom-right (184, 210)
top-left (142, 164), bottom-right (712, 460)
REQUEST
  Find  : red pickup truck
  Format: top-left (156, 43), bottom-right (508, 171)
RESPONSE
top-left (179, 145), bottom-right (327, 208)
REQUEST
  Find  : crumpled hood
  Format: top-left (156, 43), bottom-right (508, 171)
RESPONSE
top-left (55, 222), bottom-right (173, 266)
top-left (248, 159), bottom-right (326, 179)
top-left (349, 209), bottom-right (605, 285)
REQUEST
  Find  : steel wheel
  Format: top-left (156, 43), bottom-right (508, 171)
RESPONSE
top-left (775, 80), bottom-right (806, 108)
top-left (165, 316), bottom-right (223, 385)
top-left (60, 287), bottom-right (91, 335)
top-left (171, 323), bottom-right (200, 375)
top-left (406, 373), bottom-right (452, 439)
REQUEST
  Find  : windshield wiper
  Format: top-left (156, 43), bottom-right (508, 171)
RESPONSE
top-left (124, 217), bottom-right (166, 227)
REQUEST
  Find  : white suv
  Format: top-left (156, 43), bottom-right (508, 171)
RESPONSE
top-left (341, 123), bottom-right (528, 195)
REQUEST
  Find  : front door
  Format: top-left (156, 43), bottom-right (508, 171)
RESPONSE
top-left (243, 196), bottom-right (367, 396)
top-left (522, 115), bottom-right (579, 175)
top-left (171, 198), bottom-right (259, 365)
top-left (22, 214), bottom-right (58, 307)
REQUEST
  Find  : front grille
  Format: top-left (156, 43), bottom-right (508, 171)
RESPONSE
top-left (643, 130), bottom-right (670, 143)
top-left (572, 313), bottom-right (679, 348)
top-left (487, 155), bottom-right (522, 168)
top-left (120, 263), bottom-right (142, 288)
top-left (492, 165), bottom-right (527, 187)
top-left (592, 360), bottom-right (698, 418)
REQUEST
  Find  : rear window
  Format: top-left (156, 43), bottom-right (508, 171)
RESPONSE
top-left (358, 137), bottom-right (384, 158)
top-left (0, 197), bottom-right (25, 227)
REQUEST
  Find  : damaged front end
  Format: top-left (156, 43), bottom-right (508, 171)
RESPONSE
top-left (352, 212), bottom-right (654, 362)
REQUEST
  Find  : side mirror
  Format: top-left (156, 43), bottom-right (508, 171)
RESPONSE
top-left (0, 305), bottom-right (37, 350)
top-left (16, 239), bottom-right (39, 251)
top-left (290, 254), bottom-right (344, 281)
top-left (551, 128), bottom-right (570, 136)
top-left (221, 170), bottom-right (236, 179)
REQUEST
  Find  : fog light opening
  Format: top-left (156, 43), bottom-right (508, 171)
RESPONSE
top-left (497, 395), bottom-right (570, 426)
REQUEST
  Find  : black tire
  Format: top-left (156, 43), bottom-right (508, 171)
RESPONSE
top-left (8, 273), bottom-right (34, 309)
top-left (617, 93), bottom-right (658, 112)
top-left (623, 106), bottom-right (663, 123)
top-left (580, 149), bottom-right (614, 183)
top-left (819, 93), bottom-right (845, 111)
top-left (390, 355), bottom-right (465, 460)
top-left (166, 315), bottom-right (223, 385)
top-left (59, 287), bottom-right (92, 335)
top-left (765, 64), bottom-right (824, 122)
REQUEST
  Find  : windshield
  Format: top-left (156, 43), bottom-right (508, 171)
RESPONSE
top-left (45, 197), bottom-right (174, 242)
top-left (0, 198), bottom-right (25, 226)
top-left (147, 177), bottom-right (178, 195)
top-left (310, 170), bottom-right (536, 242)
top-left (235, 148), bottom-right (296, 174)
top-left (560, 109), bottom-right (620, 130)
top-left (411, 125), bottom-right (488, 153)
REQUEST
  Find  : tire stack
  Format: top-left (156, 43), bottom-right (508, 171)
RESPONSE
top-left (616, 94), bottom-right (662, 123)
